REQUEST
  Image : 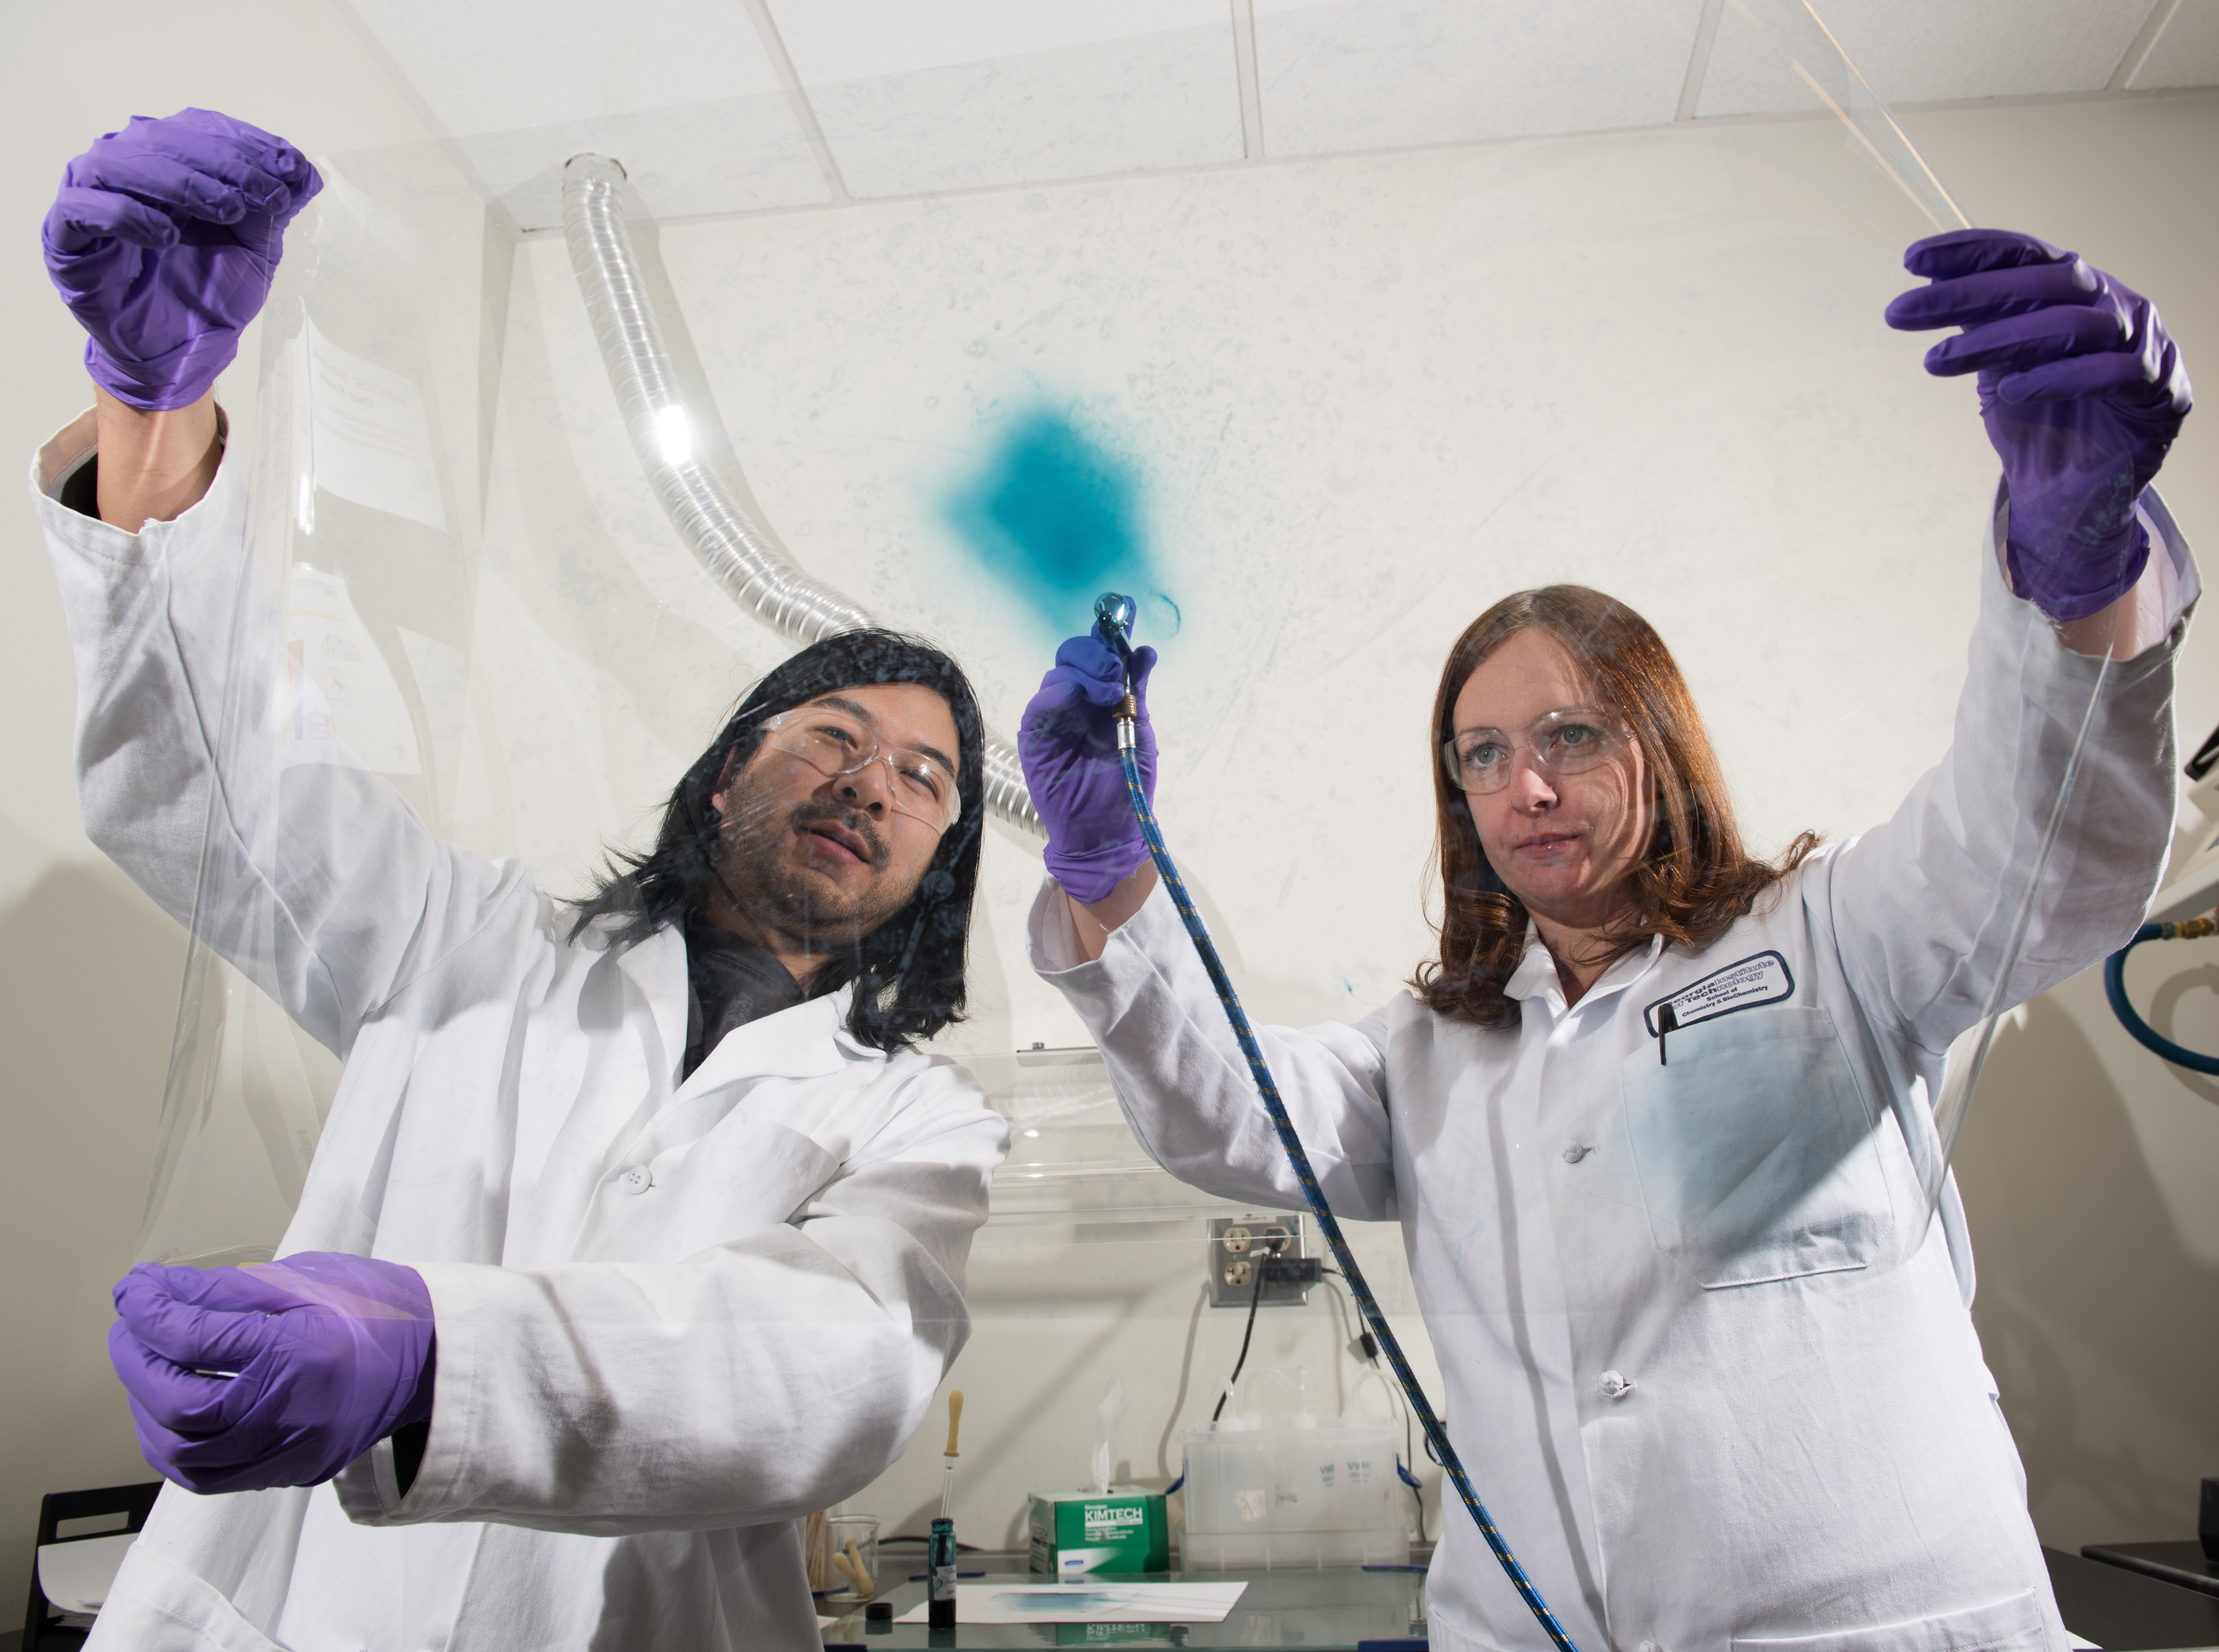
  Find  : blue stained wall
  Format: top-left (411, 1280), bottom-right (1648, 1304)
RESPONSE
top-left (942, 406), bottom-right (1166, 636)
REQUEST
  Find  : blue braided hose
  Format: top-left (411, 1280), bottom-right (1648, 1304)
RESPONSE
top-left (2105, 917), bottom-right (2219, 1074)
top-left (1113, 737), bottom-right (1581, 1652)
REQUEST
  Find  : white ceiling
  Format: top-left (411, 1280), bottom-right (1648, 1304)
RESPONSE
top-left (340, 0), bottom-right (2219, 227)
top-left (341, 0), bottom-right (825, 218)
top-left (2134, 0), bottom-right (2219, 88)
top-left (772, 0), bottom-right (1246, 196)
top-left (1253, 0), bottom-right (1708, 156)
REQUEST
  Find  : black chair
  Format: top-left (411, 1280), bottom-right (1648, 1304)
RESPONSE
top-left (20, 1482), bottom-right (161, 1651)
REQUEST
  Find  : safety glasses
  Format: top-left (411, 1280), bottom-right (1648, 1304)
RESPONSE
top-left (758, 706), bottom-right (961, 830)
top-left (1442, 708), bottom-right (1632, 795)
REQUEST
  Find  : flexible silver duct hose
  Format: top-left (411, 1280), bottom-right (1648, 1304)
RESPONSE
top-left (560, 153), bottom-right (1044, 836)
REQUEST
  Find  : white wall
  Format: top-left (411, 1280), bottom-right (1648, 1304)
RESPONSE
top-left (2, 7), bottom-right (2216, 1617)
top-left (522, 120), bottom-right (1996, 1044)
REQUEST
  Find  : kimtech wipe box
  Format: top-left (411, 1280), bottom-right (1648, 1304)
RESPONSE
top-left (1027, 1489), bottom-right (1170, 1576)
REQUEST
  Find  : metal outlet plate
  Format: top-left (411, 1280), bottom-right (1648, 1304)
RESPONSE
top-left (1208, 1214), bottom-right (1310, 1307)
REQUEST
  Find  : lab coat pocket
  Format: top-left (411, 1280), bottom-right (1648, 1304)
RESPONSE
top-left (1731, 1587), bottom-right (2046, 1651)
top-left (1620, 1005), bottom-right (1892, 1288)
top-left (594, 1117), bottom-right (843, 1261)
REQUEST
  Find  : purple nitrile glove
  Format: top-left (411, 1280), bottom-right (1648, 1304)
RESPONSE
top-left (108, 1251), bottom-right (435, 1495)
top-left (1018, 634), bottom-right (1159, 904)
top-left (1886, 228), bottom-right (2192, 623)
top-left (43, 109), bottom-right (322, 412)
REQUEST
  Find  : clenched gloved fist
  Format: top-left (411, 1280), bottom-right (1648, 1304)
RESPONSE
top-left (1018, 634), bottom-right (1159, 904)
top-left (44, 109), bottom-right (322, 411)
top-left (109, 1251), bottom-right (435, 1495)
top-left (1886, 228), bottom-right (2192, 623)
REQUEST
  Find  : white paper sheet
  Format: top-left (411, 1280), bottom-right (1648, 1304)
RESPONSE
top-left (37, 1532), bottom-right (136, 1614)
top-left (300, 316), bottom-right (449, 531)
top-left (896, 1580), bottom-right (1247, 1624)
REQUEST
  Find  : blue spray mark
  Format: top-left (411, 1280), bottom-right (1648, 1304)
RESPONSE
top-left (941, 406), bottom-right (1173, 636)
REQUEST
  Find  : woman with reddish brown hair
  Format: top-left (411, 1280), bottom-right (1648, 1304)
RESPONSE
top-left (1018, 229), bottom-right (2196, 1652)
top-left (1414, 582), bottom-right (1820, 1031)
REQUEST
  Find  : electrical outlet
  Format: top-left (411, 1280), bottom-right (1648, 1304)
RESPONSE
top-left (1208, 1215), bottom-right (1312, 1307)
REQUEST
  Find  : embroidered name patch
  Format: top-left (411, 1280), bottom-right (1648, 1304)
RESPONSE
top-left (1643, 951), bottom-right (1794, 1037)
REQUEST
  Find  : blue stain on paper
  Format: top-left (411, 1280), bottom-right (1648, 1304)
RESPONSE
top-left (987, 1590), bottom-right (1147, 1614)
top-left (942, 406), bottom-right (1174, 636)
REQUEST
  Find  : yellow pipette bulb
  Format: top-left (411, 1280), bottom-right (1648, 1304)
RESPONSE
top-left (938, 1390), bottom-right (965, 1522)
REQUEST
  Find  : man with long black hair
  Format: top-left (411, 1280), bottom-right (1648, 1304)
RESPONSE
top-left (37, 110), bottom-right (1008, 1652)
top-left (572, 631), bottom-right (992, 1066)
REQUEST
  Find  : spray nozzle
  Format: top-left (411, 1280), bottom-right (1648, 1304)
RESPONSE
top-left (1093, 592), bottom-right (1142, 728)
top-left (1093, 591), bottom-right (1137, 648)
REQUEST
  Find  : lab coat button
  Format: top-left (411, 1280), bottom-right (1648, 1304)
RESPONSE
top-left (616, 1164), bottom-right (652, 1195)
top-left (1639, 1642), bottom-right (1659, 1652)
top-left (1562, 1143), bottom-right (1592, 1163)
top-left (1599, 1369), bottom-right (1633, 1399)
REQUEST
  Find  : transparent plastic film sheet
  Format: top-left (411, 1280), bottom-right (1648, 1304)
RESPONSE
top-left (141, 0), bottom-right (2125, 1465)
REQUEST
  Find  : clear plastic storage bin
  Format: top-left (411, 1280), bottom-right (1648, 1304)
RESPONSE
top-left (1179, 1424), bottom-right (1405, 1570)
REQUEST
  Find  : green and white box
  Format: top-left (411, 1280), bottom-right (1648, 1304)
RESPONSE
top-left (1027, 1489), bottom-right (1169, 1577)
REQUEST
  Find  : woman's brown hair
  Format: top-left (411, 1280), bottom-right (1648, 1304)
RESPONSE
top-left (1414, 585), bottom-right (1817, 1028)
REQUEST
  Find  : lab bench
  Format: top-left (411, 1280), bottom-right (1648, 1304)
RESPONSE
top-left (816, 1550), bottom-right (2219, 1651)
top-left (2046, 1547), bottom-right (2219, 1650)
top-left (2083, 1542), bottom-right (2219, 1601)
top-left (9, 1545), bottom-right (2215, 1650)
top-left (819, 1560), bottom-right (1426, 1650)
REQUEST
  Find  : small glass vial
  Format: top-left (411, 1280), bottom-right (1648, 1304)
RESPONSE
top-left (928, 1516), bottom-right (957, 1629)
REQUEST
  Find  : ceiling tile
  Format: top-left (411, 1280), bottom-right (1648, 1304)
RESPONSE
top-left (347, 0), bottom-right (827, 226)
top-left (1251, 0), bottom-right (1708, 158)
top-left (2130, 0), bottom-right (2219, 88)
top-left (766, 0), bottom-right (1244, 197)
top-left (1702, 0), bottom-right (2159, 116)
top-left (458, 102), bottom-right (830, 231)
top-left (353, 0), bottom-right (782, 133)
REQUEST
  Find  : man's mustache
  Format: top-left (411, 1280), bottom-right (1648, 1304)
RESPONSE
top-left (790, 801), bottom-right (890, 870)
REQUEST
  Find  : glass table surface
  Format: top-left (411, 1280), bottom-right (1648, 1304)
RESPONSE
top-left (817, 1566), bottom-right (1429, 1650)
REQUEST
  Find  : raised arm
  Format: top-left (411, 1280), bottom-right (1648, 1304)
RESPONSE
top-left (1034, 874), bottom-right (1399, 1219)
top-left (43, 108), bottom-right (316, 520)
top-left (37, 113), bottom-right (511, 1052)
top-left (1018, 631), bottom-right (1399, 1219)
top-left (87, 388), bottom-right (221, 532)
top-left (1835, 230), bottom-right (2198, 1052)
top-left (1823, 497), bottom-right (2191, 1053)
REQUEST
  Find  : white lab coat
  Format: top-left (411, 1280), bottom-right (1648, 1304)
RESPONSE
top-left (33, 411), bottom-right (1009, 1652)
top-left (1032, 496), bottom-right (2194, 1652)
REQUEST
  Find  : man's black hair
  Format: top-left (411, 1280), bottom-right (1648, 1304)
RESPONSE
top-left (570, 629), bottom-right (986, 1052)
